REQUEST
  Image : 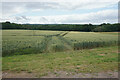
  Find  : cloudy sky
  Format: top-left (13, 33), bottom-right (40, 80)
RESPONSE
top-left (0, 0), bottom-right (119, 24)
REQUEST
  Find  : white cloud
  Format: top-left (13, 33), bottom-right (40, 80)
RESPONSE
top-left (2, 2), bottom-right (26, 17)
top-left (1, 0), bottom-right (119, 2)
top-left (1, 0), bottom-right (118, 16)
top-left (4, 9), bottom-right (117, 24)
top-left (0, 0), bottom-right (118, 24)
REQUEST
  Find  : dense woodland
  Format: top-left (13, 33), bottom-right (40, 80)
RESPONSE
top-left (1, 21), bottom-right (120, 32)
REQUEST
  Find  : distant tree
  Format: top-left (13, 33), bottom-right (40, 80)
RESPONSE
top-left (5, 21), bottom-right (11, 24)
top-left (1, 22), bottom-right (120, 32)
top-left (92, 26), bottom-right (105, 32)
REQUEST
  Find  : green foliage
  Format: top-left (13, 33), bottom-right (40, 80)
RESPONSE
top-left (2, 22), bottom-right (120, 32)
top-left (93, 24), bottom-right (119, 32)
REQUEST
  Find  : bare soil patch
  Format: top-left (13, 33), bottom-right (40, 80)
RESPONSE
top-left (2, 71), bottom-right (118, 78)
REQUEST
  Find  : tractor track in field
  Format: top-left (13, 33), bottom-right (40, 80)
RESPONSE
top-left (57, 31), bottom-right (74, 50)
top-left (38, 31), bottom-right (73, 53)
top-left (45, 36), bottom-right (53, 53)
top-left (38, 35), bottom-right (52, 53)
top-left (54, 31), bottom-right (73, 51)
top-left (57, 36), bottom-right (73, 50)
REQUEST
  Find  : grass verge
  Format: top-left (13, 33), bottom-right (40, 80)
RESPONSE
top-left (2, 46), bottom-right (119, 77)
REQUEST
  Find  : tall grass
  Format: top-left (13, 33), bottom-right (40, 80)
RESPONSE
top-left (2, 36), bottom-right (52, 56)
top-left (2, 30), bottom-right (119, 56)
top-left (74, 41), bottom-right (118, 50)
top-left (51, 44), bottom-right (66, 52)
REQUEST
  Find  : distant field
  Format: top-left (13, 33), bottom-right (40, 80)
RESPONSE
top-left (97, 32), bottom-right (119, 35)
top-left (2, 30), bottom-right (118, 56)
top-left (65, 32), bottom-right (118, 42)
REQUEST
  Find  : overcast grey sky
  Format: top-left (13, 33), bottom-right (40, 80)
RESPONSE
top-left (0, 0), bottom-right (119, 24)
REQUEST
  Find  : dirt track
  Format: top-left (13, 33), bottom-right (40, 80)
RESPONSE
top-left (2, 71), bottom-right (118, 78)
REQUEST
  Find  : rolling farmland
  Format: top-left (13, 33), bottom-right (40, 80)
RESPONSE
top-left (2, 30), bottom-right (119, 78)
top-left (2, 30), bottom-right (118, 56)
top-left (1, 1), bottom-right (119, 78)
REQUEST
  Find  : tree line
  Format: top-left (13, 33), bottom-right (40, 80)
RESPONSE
top-left (1, 21), bottom-right (119, 32)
